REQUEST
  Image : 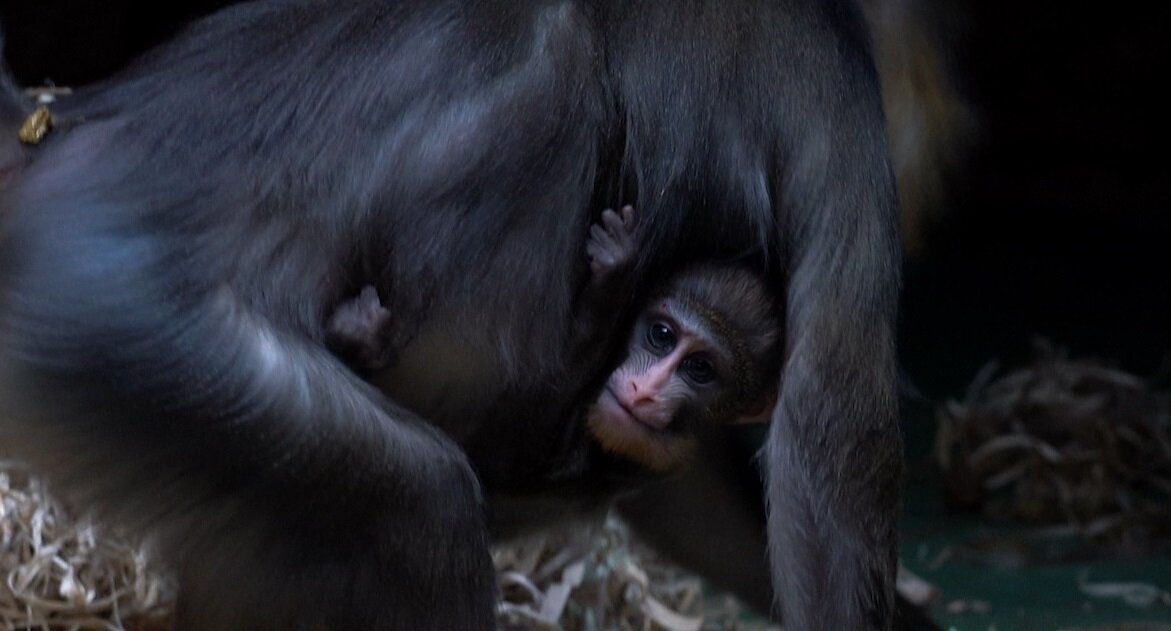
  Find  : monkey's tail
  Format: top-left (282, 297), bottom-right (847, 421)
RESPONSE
top-left (860, 0), bottom-right (977, 257)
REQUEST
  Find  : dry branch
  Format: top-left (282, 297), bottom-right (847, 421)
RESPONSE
top-left (936, 342), bottom-right (1171, 544)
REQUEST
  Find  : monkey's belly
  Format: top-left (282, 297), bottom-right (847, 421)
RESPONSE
top-left (370, 320), bottom-right (502, 440)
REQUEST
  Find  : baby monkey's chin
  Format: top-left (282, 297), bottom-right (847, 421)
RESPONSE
top-left (586, 390), bottom-right (696, 473)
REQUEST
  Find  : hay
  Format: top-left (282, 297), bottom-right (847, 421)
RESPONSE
top-left (0, 462), bottom-right (771, 630)
top-left (495, 519), bottom-right (775, 631)
top-left (935, 342), bottom-right (1171, 543)
top-left (0, 461), bottom-right (173, 631)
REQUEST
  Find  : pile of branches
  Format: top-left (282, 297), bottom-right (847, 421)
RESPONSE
top-left (935, 344), bottom-right (1171, 543)
top-left (0, 460), bottom-right (770, 630)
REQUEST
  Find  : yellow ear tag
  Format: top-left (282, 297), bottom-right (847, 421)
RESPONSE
top-left (18, 105), bottom-right (53, 145)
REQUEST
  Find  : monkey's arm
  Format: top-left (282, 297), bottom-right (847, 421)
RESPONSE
top-left (569, 205), bottom-right (638, 369)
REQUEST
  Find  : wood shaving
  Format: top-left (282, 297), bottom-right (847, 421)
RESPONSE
top-left (1078, 571), bottom-right (1171, 608)
top-left (0, 461), bottom-right (773, 630)
top-left (896, 564), bottom-right (939, 606)
top-left (0, 461), bottom-right (173, 630)
top-left (495, 519), bottom-right (776, 630)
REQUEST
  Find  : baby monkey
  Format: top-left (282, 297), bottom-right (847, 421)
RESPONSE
top-left (327, 206), bottom-right (782, 473)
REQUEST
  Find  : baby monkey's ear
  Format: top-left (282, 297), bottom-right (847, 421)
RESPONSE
top-left (735, 387), bottom-right (779, 425)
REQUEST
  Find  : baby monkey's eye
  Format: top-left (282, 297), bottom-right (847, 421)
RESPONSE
top-left (681, 355), bottom-right (716, 385)
top-left (646, 322), bottom-right (676, 352)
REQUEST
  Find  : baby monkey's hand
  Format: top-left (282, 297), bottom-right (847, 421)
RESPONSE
top-left (586, 205), bottom-right (637, 281)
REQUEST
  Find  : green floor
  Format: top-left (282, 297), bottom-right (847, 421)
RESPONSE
top-left (900, 415), bottom-right (1171, 631)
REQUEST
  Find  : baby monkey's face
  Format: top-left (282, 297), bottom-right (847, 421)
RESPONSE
top-left (585, 296), bottom-right (761, 473)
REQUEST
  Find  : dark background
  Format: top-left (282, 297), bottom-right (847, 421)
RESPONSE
top-left (1, 1), bottom-right (233, 87)
top-left (899, 2), bottom-right (1171, 396)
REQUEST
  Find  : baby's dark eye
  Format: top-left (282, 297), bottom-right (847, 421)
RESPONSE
top-left (646, 322), bottom-right (676, 352)
top-left (682, 355), bottom-right (717, 385)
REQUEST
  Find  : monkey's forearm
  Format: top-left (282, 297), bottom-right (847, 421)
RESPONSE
top-left (566, 271), bottom-right (637, 373)
top-left (571, 203), bottom-right (640, 372)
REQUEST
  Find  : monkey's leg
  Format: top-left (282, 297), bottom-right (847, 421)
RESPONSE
top-left (0, 195), bottom-right (495, 630)
top-left (759, 6), bottom-right (904, 630)
top-left (619, 430), bottom-right (938, 631)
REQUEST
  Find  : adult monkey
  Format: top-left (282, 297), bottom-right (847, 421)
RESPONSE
top-left (0, 0), bottom-right (901, 629)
